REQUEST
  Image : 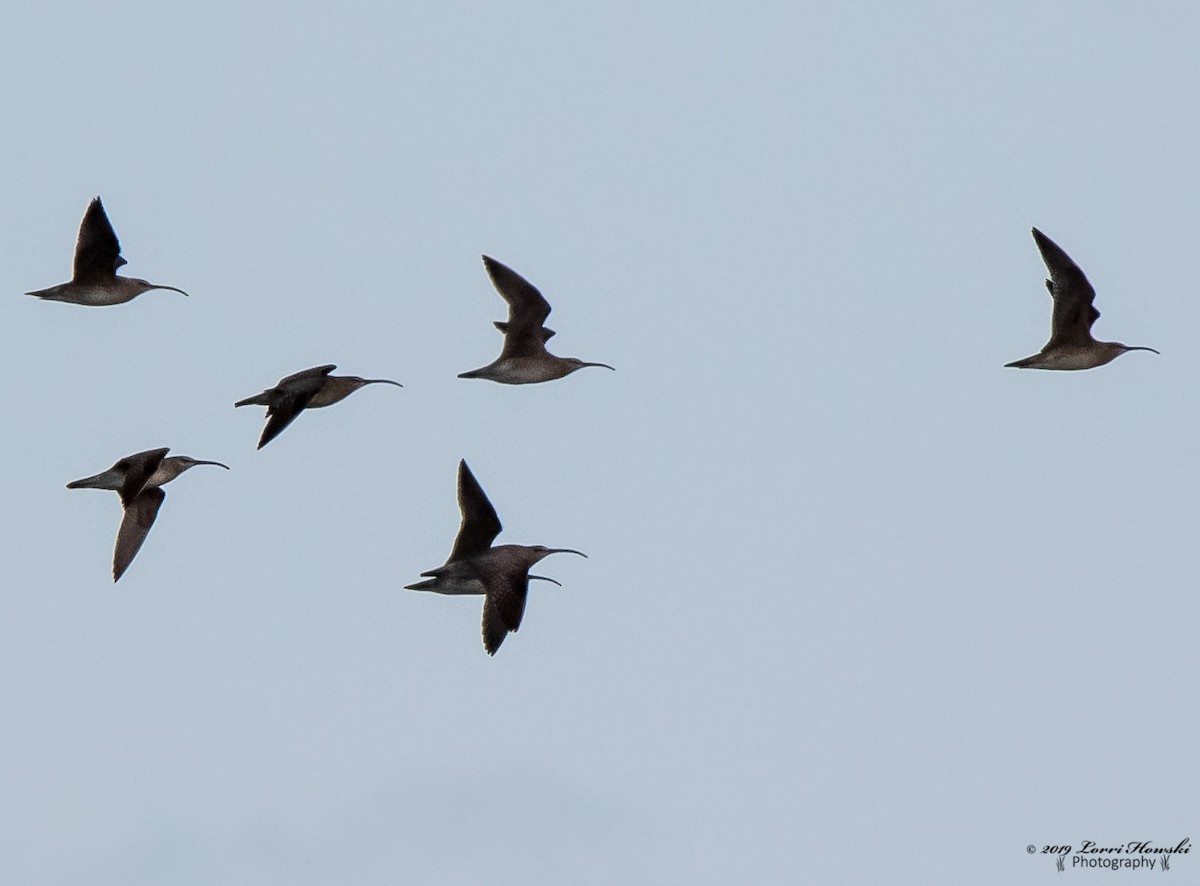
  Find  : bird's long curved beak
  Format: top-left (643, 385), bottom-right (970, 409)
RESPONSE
top-left (363, 379), bottom-right (404, 388)
top-left (529, 575), bottom-right (563, 586)
top-left (582, 362), bottom-right (616, 371)
top-left (193, 460), bottom-right (231, 470)
top-left (150, 284), bottom-right (189, 297)
top-left (1128, 346), bottom-right (1160, 355)
top-left (546, 548), bottom-right (588, 558)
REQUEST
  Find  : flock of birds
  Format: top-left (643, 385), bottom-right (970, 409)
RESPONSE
top-left (29, 196), bottom-right (1158, 653)
top-left (34, 197), bottom-right (614, 654)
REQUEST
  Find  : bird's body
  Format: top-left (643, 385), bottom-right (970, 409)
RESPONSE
top-left (405, 460), bottom-right (585, 654)
top-left (71, 454), bottom-right (225, 492)
top-left (458, 255), bottom-right (614, 384)
top-left (1006, 228), bottom-right (1158, 371)
top-left (67, 448), bottom-right (228, 581)
top-left (235, 364), bottom-right (402, 449)
top-left (31, 280), bottom-right (153, 307)
top-left (1006, 342), bottom-right (1133, 371)
top-left (26, 197), bottom-right (188, 306)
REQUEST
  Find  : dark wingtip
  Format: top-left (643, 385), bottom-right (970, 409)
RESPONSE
top-left (1030, 228), bottom-right (1061, 254)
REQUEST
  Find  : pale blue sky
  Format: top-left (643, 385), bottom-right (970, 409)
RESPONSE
top-left (1, 2), bottom-right (1197, 883)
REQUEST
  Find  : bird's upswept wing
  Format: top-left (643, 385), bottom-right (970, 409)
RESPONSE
top-left (482, 256), bottom-right (556, 361)
top-left (448, 460), bottom-right (503, 563)
top-left (1032, 228), bottom-right (1099, 348)
top-left (74, 197), bottom-right (126, 284)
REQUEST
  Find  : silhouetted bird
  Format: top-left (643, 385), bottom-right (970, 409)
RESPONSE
top-left (1006, 228), bottom-right (1158, 370)
top-left (67, 448), bottom-right (228, 581)
top-left (235, 364), bottom-right (402, 449)
top-left (406, 460), bottom-right (585, 654)
top-left (26, 197), bottom-right (188, 305)
top-left (458, 255), bottom-right (614, 384)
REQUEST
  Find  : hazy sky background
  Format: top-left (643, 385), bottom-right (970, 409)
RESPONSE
top-left (1, 2), bottom-right (1197, 883)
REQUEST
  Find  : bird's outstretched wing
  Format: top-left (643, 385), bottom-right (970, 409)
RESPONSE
top-left (1033, 228), bottom-right (1099, 348)
top-left (74, 197), bottom-right (126, 284)
top-left (259, 395), bottom-right (316, 448)
top-left (480, 572), bottom-right (529, 655)
top-left (113, 487), bottom-right (165, 581)
top-left (448, 460), bottom-right (503, 562)
top-left (483, 256), bottom-right (556, 361)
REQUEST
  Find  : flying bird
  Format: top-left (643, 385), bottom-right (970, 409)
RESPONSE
top-left (406, 460), bottom-right (586, 655)
top-left (67, 448), bottom-right (228, 581)
top-left (234, 364), bottom-right (403, 449)
top-left (26, 197), bottom-right (189, 305)
top-left (458, 255), bottom-right (614, 384)
top-left (1005, 227), bottom-right (1158, 370)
